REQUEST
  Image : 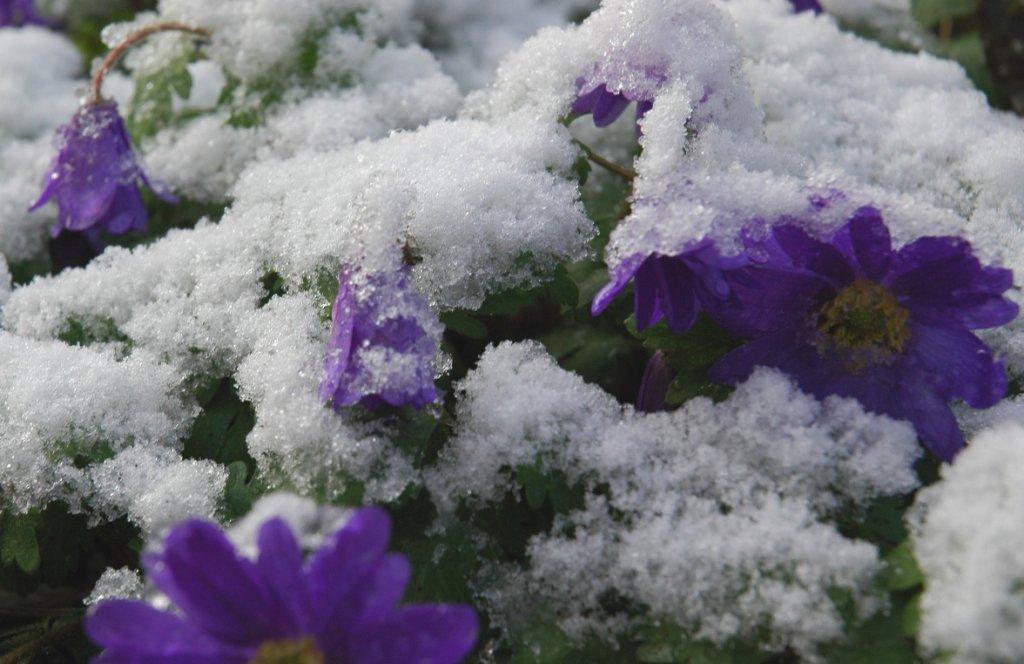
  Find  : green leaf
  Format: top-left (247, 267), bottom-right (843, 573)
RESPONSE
top-left (635, 624), bottom-right (771, 664)
top-left (546, 264), bottom-right (579, 309)
top-left (911, 0), bottom-right (976, 28)
top-left (223, 461), bottom-right (253, 519)
top-left (183, 379), bottom-right (257, 468)
top-left (127, 51), bottom-right (196, 140)
top-left (440, 310), bottom-right (488, 339)
top-left (1, 512), bottom-right (40, 573)
top-left (511, 623), bottom-right (574, 664)
top-left (885, 540), bottom-right (924, 591)
top-left (902, 593), bottom-right (922, 637)
top-left (819, 594), bottom-right (917, 664)
top-left (393, 409), bottom-right (440, 467)
top-left (516, 464), bottom-right (549, 510)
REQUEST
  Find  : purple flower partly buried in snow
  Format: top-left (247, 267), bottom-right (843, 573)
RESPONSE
top-left (86, 507), bottom-right (479, 663)
top-left (320, 265), bottom-right (441, 411)
top-left (592, 240), bottom-right (747, 334)
top-left (570, 64), bottom-right (667, 136)
top-left (709, 206), bottom-right (1017, 461)
top-left (0, 0), bottom-right (47, 26)
top-left (29, 101), bottom-right (176, 239)
top-left (788, 0), bottom-right (824, 13)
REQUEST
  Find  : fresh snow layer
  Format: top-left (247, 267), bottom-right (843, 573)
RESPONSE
top-left (911, 423), bottom-right (1024, 663)
top-left (430, 342), bottom-right (920, 655)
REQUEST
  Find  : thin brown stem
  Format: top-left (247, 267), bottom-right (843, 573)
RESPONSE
top-left (573, 139), bottom-right (637, 181)
top-left (88, 22), bottom-right (210, 105)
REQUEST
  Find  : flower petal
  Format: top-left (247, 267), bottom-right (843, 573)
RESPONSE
top-left (257, 518), bottom-right (310, 634)
top-left (591, 87), bottom-right (631, 127)
top-left (909, 322), bottom-right (1008, 409)
top-left (146, 519), bottom-right (286, 646)
top-left (772, 224), bottom-right (854, 286)
top-left (86, 600), bottom-right (246, 663)
top-left (352, 605), bottom-right (478, 664)
top-left (846, 206), bottom-right (891, 280)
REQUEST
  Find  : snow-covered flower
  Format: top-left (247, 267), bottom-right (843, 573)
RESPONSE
top-left (710, 206), bottom-right (1017, 461)
top-left (570, 64), bottom-right (666, 135)
top-left (592, 240), bottom-right (747, 333)
top-left (0, 0), bottom-right (46, 26)
top-left (29, 101), bottom-right (177, 239)
top-left (320, 265), bottom-right (441, 411)
top-left (85, 507), bottom-right (478, 663)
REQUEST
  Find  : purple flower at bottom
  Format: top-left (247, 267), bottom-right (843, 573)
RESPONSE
top-left (788, 0), bottom-right (824, 14)
top-left (592, 241), bottom-right (747, 334)
top-left (571, 82), bottom-right (654, 135)
top-left (86, 507), bottom-right (479, 664)
top-left (0, 0), bottom-right (48, 26)
top-left (29, 101), bottom-right (176, 239)
top-left (709, 207), bottom-right (1017, 461)
top-left (320, 265), bottom-right (440, 411)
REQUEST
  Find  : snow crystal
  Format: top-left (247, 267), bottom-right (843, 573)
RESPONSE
top-left (910, 423), bottom-right (1024, 663)
top-left (89, 446), bottom-right (226, 536)
top-left (226, 491), bottom-right (350, 558)
top-left (430, 342), bottom-right (920, 655)
top-left (157, 0), bottom-right (415, 82)
top-left (0, 255), bottom-right (10, 310)
top-left (0, 27), bottom-right (80, 140)
top-left (85, 567), bottom-right (144, 606)
top-left (0, 332), bottom-right (192, 514)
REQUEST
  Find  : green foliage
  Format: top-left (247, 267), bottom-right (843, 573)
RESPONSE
top-left (183, 377), bottom-right (257, 471)
top-left (884, 540), bottom-right (924, 592)
top-left (514, 464), bottom-right (584, 514)
top-left (1, 511), bottom-right (40, 573)
top-left (910, 0), bottom-right (976, 28)
top-left (127, 50), bottom-right (196, 141)
top-left (635, 624), bottom-right (771, 664)
top-left (627, 315), bottom-right (738, 406)
top-left (818, 593), bottom-right (920, 664)
top-left (57, 315), bottom-right (130, 348)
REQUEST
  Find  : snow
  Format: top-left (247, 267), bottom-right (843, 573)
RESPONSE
top-left (910, 423), bottom-right (1024, 663)
top-left (430, 342), bottom-right (920, 655)
top-left (85, 567), bottom-right (144, 606)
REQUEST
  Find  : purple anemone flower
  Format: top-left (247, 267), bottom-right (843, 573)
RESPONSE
top-left (788, 0), bottom-right (824, 13)
top-left (592, 241), bottom-right (747, 334)
top-left (320, 265), bottom-right (441, 411)
top-left (709, 206), bottom-right (1017, 461)
top-left (0, 0), bottom-right (47, 26)
top-left (571, 82), bottom-right (654, 134)
top-left (29, 101), bottom-right (176, 239)
top-left (86, 507), bottom-right (479, 663)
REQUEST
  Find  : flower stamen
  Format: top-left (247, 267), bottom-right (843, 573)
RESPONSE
top-left (818, 278), bottom-right (910, 359)
top-left (249, 637), bottom-right (325, 664)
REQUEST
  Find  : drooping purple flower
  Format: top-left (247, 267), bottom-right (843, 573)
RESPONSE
top-left (592, 240), bottom-right (747, 334)
top-left (788, 0), bottom-right (824, 14)
top-left (0, 0), bottom-right (47, 26)
top-left (570, 64), bottom-right (666, 136)
top-left (86, 507), bottom-right (478, 664)
top-left (320, 265), bottom-right (441, 411)
top-left (709, 206), bottom-right (1017, 461)
top-left (29, 101), bottom-right (176, 239)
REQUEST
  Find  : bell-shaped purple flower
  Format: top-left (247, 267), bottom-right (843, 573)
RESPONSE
top-left (709, 206), bottom-right (1017, 461)
top-left (0, 0), bottom-right (47, 26)
top-left (86, 507), bottom-right (479, 663)
top-left (320, 265), bottom-right (441, 411)
top-left (592, 240), bottom-right (748, 334)
top-left (29, 101), bottom-right (176, 239)
top-left (788, 0), bottom-right (824, 14)
top-left (570, 64), bottom-right (666, 136)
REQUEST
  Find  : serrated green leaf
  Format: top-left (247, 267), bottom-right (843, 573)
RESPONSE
top-left (128, 51), bottom-right (196, 140)
top-left (1, 512), bottom-right (40, 573)
top-left (911, 0), bottom-right (976, 28)
top-left (885, 540), bottom-right (924, 591)
top-left (440, 310), bottom-right (488, 339)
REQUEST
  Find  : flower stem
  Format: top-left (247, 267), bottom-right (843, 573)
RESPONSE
top-left (0, 619), bottom-right (80, 664)
top-left (88, 22), bottom-right (210, 105)
top-left (573, 139), bottom-right (637, 181)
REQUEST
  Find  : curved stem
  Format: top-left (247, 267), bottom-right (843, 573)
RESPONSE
top-left (573, 139), bottom-right (637, 182)
top-left (88, 22), bottom-right (210, 105)
top-left (0, 619), bottom-right (80, 664)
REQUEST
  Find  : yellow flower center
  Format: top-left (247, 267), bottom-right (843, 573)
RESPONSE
top-left (249, 637), bottom-right (325, 664)
top-left (818, 278), bottom-right (910, 359)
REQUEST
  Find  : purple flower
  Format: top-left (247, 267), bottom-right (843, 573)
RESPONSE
top-left (571, 82), bottom-right (654, 134)
top-left (29, 101), bottom-right (176, 239)
top-left (709, 207), bottom-right (1017, 461)
top-left (86, 507), bottom-right (478, 663)
top-left (0, 0), bottom-right (47, 26)
top-left (788, 0), bottom-right (824, 13)
top-left (320, 265), bottom-right (441, 411)
top-left (592, 241), bottom-right (747, 334)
